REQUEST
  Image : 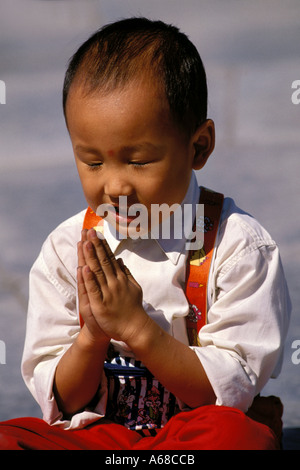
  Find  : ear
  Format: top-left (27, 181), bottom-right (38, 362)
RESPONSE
top-left (191, 119), bottom-right (215, 170)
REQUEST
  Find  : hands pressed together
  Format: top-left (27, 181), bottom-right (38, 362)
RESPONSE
top-left (54, 229), bottom-right (214, 416)
top-left (77, 228), bottom-right (149, 349)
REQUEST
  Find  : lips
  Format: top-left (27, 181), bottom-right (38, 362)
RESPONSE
top-left (106, 204), bottom-right (140, 226)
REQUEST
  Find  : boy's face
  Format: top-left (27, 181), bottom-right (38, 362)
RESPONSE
top-left (66, 79), bottom-right (213, 235)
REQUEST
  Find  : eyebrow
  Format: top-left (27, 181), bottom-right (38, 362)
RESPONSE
top-left (121, 143), bottom-right (162, 153)
top-left (75, 142), bottom-right (163, 154)
top-left (74, 145), bottom-right (100, 155)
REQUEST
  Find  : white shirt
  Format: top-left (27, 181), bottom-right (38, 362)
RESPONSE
top-left (21, 172), bottom-right (291, 429)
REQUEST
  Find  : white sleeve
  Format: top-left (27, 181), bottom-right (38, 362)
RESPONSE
top-left (21, 215), bottom-right (108, 430)
top-left (192, 201), bottom-right (291, 412)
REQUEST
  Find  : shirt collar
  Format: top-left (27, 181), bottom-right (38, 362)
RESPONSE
top-left (157, 172), bottom-right (200, 264)
top-left (103, 171), bottom-right (200, 265)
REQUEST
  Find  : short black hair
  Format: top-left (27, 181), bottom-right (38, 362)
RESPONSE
top-left (63, 17), bottom-right (207, 135)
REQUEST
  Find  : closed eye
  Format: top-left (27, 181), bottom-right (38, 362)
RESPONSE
top-left (129, 161), bottom-right (149, 167)
top-left (87, 162), bottom-right (103, 169)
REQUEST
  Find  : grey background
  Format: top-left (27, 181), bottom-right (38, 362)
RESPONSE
top-left (0, 0), bottom-right (299, 430)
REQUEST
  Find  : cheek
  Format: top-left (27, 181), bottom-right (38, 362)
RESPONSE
top-left (150, 171), bottom-right (191, 206)
top-left (79, 175), bottom-right (102, 208)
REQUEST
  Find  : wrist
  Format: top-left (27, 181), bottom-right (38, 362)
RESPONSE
top-left (125, 312), bottom-right (163, 359)
top-left (77, 325), bottom-right (111, 355)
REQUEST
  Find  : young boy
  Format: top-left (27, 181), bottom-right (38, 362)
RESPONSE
top-left (0, 17), bottom-right (291, 450)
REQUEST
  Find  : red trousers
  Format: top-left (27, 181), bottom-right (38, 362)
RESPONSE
top-left (0, 405), bottom-right (279, 450)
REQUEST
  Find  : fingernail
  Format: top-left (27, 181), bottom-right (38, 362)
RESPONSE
top-left (86, 241), bottom-right (93, 251)
top-left (89, 229), bottom-right (97, 238)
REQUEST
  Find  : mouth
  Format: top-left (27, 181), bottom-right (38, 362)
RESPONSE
top-left (106, 204), bottom-right (141, 226)
top-left (96, 197), bottom-right (149, 235)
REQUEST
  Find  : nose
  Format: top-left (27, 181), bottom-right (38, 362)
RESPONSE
top-left (104, 171), bottom-right (134, 199)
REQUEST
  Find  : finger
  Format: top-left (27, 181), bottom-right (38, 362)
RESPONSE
top-left (117, 258), bottom-right (126, 272)
top-left (77, 266), bottom-right (102, 330)
top-left (86, 229), bottom-right (121, 280)
top-left (81, 229), bottom-right (88, 242)
top-left (117, 258), bottom-right (129, 275)
top-left (77, 242), bottom-right (85, 267)
top-left (83, 240), bottom-right (108, 287)
top-left (117, 259), bottom-right (141, 289)
top-left (81, 264), bottom-right (105, 310)
top-left (77, 230), bottom-right (88, 267)
top-left (77, 266), bottom-right (88, 309)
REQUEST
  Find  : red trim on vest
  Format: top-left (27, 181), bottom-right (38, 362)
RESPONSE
top-left (185, 187), bottom-right (224, 345)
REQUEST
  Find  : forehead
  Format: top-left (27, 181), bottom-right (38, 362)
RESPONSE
top-left (65, 78), bottom-right (189, 156)
top-left (65, 77), bottom-right (174, 133)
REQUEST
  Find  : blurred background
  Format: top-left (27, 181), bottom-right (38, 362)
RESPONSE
top-left (0, 0), bottom-right (299, 434)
